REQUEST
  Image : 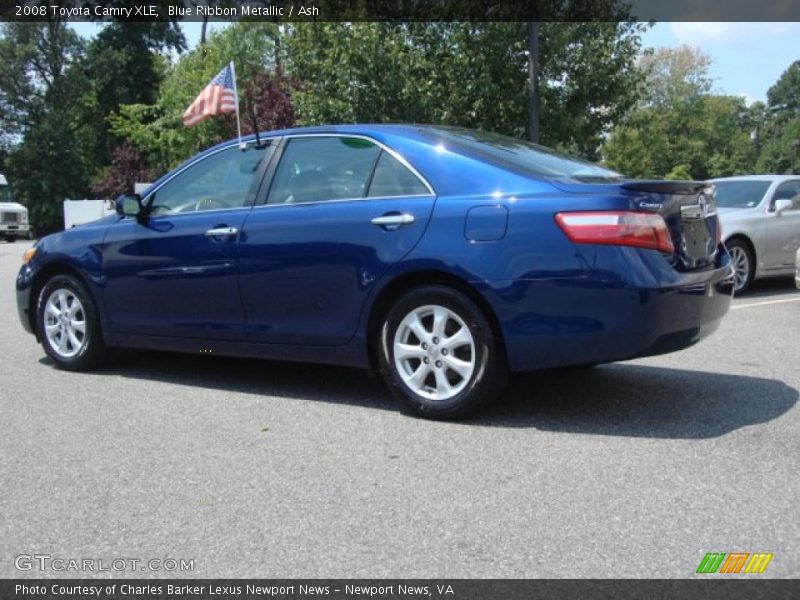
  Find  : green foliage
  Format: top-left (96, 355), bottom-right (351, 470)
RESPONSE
top-left (73, 23), bottom-right (185, 171)
top-left (6, 112), bottom-right (90, 231)
top-left (664, 164), bottom-right (692, 180)
top-left (285, 21), bottom-right (647, 158)
top-left (637, 45), bottom-right (713, 107)
top-left (0, 22), bottom-right (87, 230)
top-left (110, 22), bottom-right (289, 173)
top-left (603, 46), bottom-right (758, 179)
top-left (767, 60), bottom-right (800, 111)
top-left (756, 61), bottom-right (800, 174)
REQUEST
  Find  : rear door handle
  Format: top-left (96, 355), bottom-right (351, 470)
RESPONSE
top-left (371, 213), bottom-right (415, 229)
top-left (204, 227), bottom-right (238, 237)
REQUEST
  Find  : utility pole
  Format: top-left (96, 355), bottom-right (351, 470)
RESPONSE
top-left (527, 7), bottom-right (540, 144)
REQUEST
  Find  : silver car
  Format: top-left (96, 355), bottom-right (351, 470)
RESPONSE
top-left (712, 175), bottom-right (800, 294)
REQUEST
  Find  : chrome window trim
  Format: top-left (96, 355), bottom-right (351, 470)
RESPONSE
top-left (121, 206), bottom-right (255, 222)
top-left (266, 132), bottom-right (437, 202)
top-left (137, 132), bottom-right (437, 218)
top-left (253, 192), bottom-right (434, 210)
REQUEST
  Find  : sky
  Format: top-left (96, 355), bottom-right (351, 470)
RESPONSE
top-left (71, 21), bottom-right (799, 105)
top-left (640, 22), bottom-right (800, 104)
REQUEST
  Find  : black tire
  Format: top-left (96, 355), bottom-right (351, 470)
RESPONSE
top-left (36, 274), bottom-right (107, 370)
top-left (5, 236), bottom-right (15, 243)
top-left (379, 285), bottom-right (507, 419)
top-left (725, 238), bottom-right (754, 296)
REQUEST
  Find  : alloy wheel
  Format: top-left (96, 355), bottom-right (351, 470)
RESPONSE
top-left (44, 288), bottom-right (87, 359)
top-left (729, 245), bottom-right (750, 293)
top-left (393, 304), bottom-right (476, 401)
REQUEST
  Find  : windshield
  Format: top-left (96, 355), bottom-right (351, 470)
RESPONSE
top-left (424, 126), bottom-right (624, 183)
top-left (713, 180), bottom-right (771, 208)
top-left (0, 184), bottom-right (12, 203)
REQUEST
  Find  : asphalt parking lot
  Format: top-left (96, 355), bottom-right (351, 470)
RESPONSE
top-left (1, 240), bottom-right (798, 579)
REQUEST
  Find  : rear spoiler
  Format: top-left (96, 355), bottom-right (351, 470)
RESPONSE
top-left (621, 180), bottom-right (711, 195)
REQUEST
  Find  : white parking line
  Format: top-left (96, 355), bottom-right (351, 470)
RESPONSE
top-left (731, 297), bottom-right (800, 310)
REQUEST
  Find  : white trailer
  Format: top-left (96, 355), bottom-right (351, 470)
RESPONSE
top-left (63, 199), bottom-right (116, 229)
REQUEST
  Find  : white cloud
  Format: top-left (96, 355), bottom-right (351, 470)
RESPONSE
top-left (738, 91), bottom-right (758, 107)
top-left (670, 22), bottom-right (800, 45)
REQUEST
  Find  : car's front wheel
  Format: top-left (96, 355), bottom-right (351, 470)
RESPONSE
top-left (37, 274), bottom-right (107, 370)
top-left (379, 286), bottom-right (507, 419)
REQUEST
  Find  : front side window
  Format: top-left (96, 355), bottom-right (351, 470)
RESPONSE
top-left (268, 137), bottom-right (381, 205)
top-left (147, 145), bottom-right (267, 215)
top-left (772, 180), bottom-right (800, 210)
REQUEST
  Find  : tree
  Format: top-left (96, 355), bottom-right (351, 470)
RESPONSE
top-left (603, 45), bottom-right (757, 179)
top-left (285, 20), bottom-right (646, 159)
top-left (90, 143), bottom-right (155, 199)
top-left (0, 22), bottom-right (89, 230)
top-left (766, 60), bottom-right (800, 111)
top-left (7, 112), bottom-right (90, 231)
top-left (756, 61), bottom-right (800, 173)
top-left (73, 22), bottom-right (186, 171)
top-left (637, 45), bottom-right (713, 107)
top-left (110, 22), bottom-right (297, 174)
top-left (0, 21), bottom-right (84, 136)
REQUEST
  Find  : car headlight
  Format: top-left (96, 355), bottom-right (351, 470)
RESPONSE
top-left (22, 247), bottom-right (36, 264)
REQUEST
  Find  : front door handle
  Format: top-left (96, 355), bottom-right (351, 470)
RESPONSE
top-left (204, 227), bottom-right (238, 238)
top-left (371, 213), bottom-right (415, 230)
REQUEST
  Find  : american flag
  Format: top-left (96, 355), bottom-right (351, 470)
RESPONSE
top-left (182, 63), bottom-right (238, 127)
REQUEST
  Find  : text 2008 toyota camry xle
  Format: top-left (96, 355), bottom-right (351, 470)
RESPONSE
top-left (16, 125), bottom-right (733, 418)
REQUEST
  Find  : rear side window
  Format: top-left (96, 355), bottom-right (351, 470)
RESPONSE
top-left (424, 126), bottom-right (623, 183)
top-left (268, 137), bottom-right (379, 204)
top-left (713, 181), bottom-right (771, 208)
top-left (368, 151), bottom-right (430, 198)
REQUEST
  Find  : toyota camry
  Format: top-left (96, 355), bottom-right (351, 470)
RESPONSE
top-left (16, 125), bottom-right (733, 418)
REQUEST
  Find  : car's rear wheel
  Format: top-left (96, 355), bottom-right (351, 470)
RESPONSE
top-left (726, 239), bottom-right (754, 296)
top-left (379, 286), bottom-right (507, 419)
top-left (37, 274), bottom-right (107, 370)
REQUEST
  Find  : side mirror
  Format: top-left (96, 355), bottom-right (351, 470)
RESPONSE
top-left (115, 194), bottom-right (143, 218)
top-left (774, 198), bottom-right (792, 216)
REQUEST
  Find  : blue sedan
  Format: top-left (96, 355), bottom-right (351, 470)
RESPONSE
top-left (16, 125), bottom-right (733, 418)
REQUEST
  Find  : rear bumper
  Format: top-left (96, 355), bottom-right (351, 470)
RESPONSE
top-left (480, 245), bottom-right (734, 372)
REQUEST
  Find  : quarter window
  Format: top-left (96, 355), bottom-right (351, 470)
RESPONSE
top-left (367, 151), bottom-right (430, 197)
top-left (147, 144), bottom-right (267, 215)
top-left (268, 137), bottom-right (379, 204)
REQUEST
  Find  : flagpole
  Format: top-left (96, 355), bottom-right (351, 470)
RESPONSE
top-left (230, 60), bottom-right (245, 149)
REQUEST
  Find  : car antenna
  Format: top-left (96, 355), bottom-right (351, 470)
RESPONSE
top-left (248, 103), bottom-right (267, 149)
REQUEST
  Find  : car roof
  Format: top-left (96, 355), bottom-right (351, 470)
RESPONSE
top-left (711, 175), bottom-right (798, 183)
top-left (230, 123), bottom-right (437, 144)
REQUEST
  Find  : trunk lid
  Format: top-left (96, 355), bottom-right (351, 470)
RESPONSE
top-left (552, 179), bottom-right (720, 271)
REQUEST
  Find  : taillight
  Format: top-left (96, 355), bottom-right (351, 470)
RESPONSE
top-left (555, 211), bottom-right (675, 254)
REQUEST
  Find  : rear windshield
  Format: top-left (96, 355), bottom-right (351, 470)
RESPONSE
top-left (713, 180), bottom-right (771, 208)
top-left (423, 127), bottom-right (624, 183)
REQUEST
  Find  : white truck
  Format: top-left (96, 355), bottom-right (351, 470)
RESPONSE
top-left (0, 174), bottom-right (31, 242)
top-left (63, 198), bottom-right (116, 229)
